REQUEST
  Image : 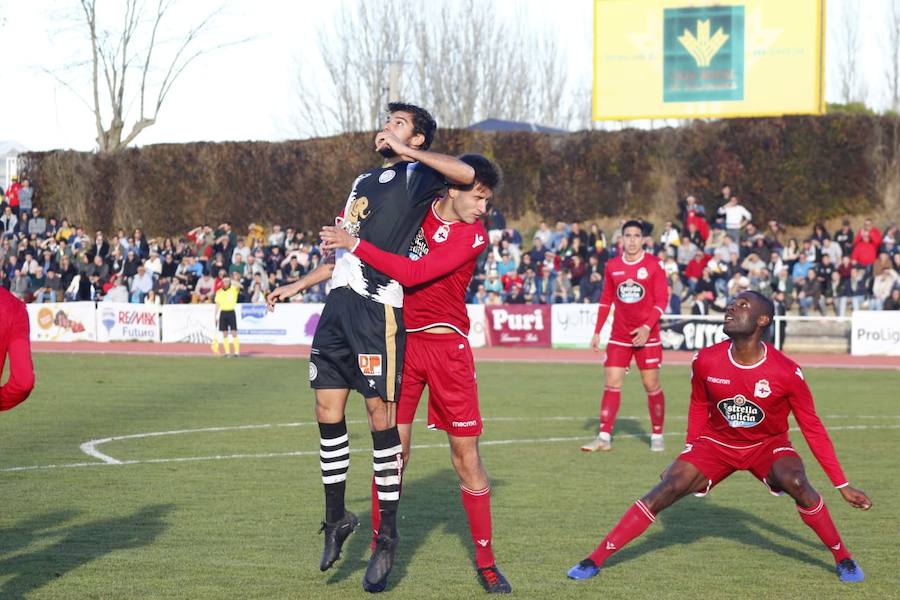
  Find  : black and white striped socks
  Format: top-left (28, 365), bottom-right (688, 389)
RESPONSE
top-left (371, 426), bottom-right (403, 537)
top-left (319, 420), bottom-right (350, 523)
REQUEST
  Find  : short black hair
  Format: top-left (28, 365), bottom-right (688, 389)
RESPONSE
top-left (387, 102), bottom-right (437, 150)
top-left (744, 290), bottom-right (775, 323)
top-left (622, 219), bottom-right (644, 234)
top-left (455, 154), bottom-right (502, 191)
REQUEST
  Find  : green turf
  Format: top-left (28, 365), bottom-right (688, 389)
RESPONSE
top-left (0, 353), bottom-right (897, 599)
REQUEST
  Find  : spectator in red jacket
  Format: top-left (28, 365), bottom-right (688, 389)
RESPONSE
top-left (854, 218), bottom-right (882, 249)
top-left (0, 287), bottom-right (35, 410)
top-left (4, 176), bottom-right (22, 215)
top-left (850, 231), bottom-right (878, 267)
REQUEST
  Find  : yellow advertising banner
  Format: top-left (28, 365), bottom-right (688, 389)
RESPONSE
top-left (593, 0), bottom-right (825, 120)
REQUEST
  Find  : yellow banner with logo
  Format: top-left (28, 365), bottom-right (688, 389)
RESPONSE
top-left (593, 0), bottom-right (825, 120)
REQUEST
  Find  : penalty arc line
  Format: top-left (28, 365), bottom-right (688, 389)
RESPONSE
top-left (5, 422), bottom-right (900, 474)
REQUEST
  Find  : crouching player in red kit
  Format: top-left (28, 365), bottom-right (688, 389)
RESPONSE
top-left (582, 220), bottom-right (668, 452)
top-left (0, 287), bottom-right (35, 410)
top-left (321, 154), bottom-right (511, 594)
top-left (568, 291), bottom-right (871, 583)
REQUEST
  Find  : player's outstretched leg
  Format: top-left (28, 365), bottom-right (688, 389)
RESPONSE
top-left (769, 456), bottom-right (864, 583)
top-left (318, 418), bottom-right (357, 571)
top-left (568, 459), bottom-right (706, 580)
top-left (364, 424), bottom-right (403, 592)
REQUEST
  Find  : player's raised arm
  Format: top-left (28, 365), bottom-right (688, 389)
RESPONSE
top-left (320, 226), bottom-right (479, 288)
top-left (266, 262), bottom-right (334, 311)
top-left (376, 132), bottom-right (474, 186)
top-left (0, 297), bottom-right (34, 410)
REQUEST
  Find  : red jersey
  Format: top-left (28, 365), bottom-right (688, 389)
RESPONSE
top-left (593, 252), bottom-right (668, 344)
top-left (352, 202), bottom-right (487, 336)
top-left (687, 341), bottom-right (847, 487)
top-left (0, 288), bottom-right (35, 410)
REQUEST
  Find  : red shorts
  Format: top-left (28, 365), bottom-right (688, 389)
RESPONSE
top-left (677, 434), bottom-right (800, 496)
top-left (604, 341), bottom-right (663, 370)
top-left (397, 332), bottom-right (482, 436)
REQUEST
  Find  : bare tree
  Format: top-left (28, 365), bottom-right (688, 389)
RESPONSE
top-left (294, 0), bottom-right (572, 136)
top-left (886, 0), bottom-right (900, 112)
top-left (833, 1), bottom-right (866, 104)
top-left (50, 0), bottom-right (238, 153)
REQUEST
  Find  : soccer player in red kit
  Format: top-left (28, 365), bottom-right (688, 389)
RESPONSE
top-left (567, 290), bottom-right (871, 583)
top-left (0, 287), bottom-right (35, 410)
top-left (582, 220), bottom-right (669, 452)
top-left (321, 154), bottom-right (511, 594)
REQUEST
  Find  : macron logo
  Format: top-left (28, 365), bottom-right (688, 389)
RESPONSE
top-left (472, 234), bottom-right (485, 248)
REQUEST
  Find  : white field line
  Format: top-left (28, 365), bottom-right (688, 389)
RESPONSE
top-left (4, 420), bottom-right (900, 474)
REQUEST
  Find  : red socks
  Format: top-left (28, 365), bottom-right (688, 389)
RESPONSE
top-left (647, 389), bottom-right (665, 434)
top-left (589, 500), bottom-right (655, 566)
top-left (797, 496), bottom-right (852, 562)
top-left (599, 387), bottom-right (621, 435)
top-left (461, 485), bottom-right (495, 569)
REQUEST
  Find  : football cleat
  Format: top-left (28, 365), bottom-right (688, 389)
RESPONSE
top-left (581, 435), bottom-right (612, 452)
top-left (363, 532), bottom-right (399, 592)
top-left (567, 559), bottom-right (600, 580)
top-left (319, 510), bottom-right (359, 572)
top-left (835, 558), bottom-right (864, 583)
top-left (477, 564), bottom-right (512, 593)
top-left (650, 434), bottom-right (665, 452)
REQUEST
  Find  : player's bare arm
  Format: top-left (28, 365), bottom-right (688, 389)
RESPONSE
top-left (376, 132), bottom-right (474, 185)
top-left (839, 486), bottom-right (872, 510)
top-left (266, 262), bottom-right (334, 311)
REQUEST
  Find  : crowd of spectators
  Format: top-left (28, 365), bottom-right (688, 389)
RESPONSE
top-left (2, 177), bottom-right (899, 315)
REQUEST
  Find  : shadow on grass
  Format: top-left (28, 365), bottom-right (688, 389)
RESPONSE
top-left (0, 504), bottom-right (173, 599)
top-left (323, 468), bottom-right (505, 592)
top-left (600, 498), bottom-right (832, 574)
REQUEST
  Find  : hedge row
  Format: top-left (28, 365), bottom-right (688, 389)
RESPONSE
top-left (21, 115), bottom-right (897, 236)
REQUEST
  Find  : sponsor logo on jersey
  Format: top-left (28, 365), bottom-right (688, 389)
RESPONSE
top-left (452, 420), bottom-right (478, 428)
top-left (612, 271), bottom-right (625, 276)
top-left (407, 227), bottom-right (428, 260)
top-left (717, 394), bottom-right (766, 428)
top-left (754, 379), bottom-right (772, 399)
top-left (344, 196), bottom-right (371, 236)
top-left (616, 279), bottom-right (645, 304)
top-left (358, 354), bottom-right (383, 376)
top-left (637, 267), bottom-right (648, 280)
top-left (472, 234), bottom-right (485, 248)
top-left (706, 376), bottom-right (731, 385)
top-left (309, 362), bottom-right (318, 381)
top-left (378, 169), bottom-right (396, 184)
top-left (432, 224), bottom-right (450, 243)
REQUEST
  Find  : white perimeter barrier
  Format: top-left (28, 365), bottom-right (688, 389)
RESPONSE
top-left (26, 301), bottom-right (900, 357)
top-left (851, 311), bottom-right (900, 356)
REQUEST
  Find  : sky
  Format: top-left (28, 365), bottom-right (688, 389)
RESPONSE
top-left (0, 0), bottom-right (893, 152)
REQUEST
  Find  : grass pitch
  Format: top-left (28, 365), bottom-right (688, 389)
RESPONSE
top-left (0, 353), bottom-right (897, 599)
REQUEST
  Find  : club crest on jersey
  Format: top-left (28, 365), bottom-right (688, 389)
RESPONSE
top-left (617, 279), bottom-right (645, 304)
top-left (717, 394), bottom-right (765, 428)
top-left (378, 169), bottom-right (396, 184)
top-left (637, 267), bottom-right (648, 280)
top-left (754, 379), bottom-right (772, 399)
top-left (358, 354), bottom-right (383, 376)
top-left (432, 224), bottom-right (450, 243)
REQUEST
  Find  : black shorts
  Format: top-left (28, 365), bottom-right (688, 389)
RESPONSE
top-left (218, 310), bottom-right (237, 332)
top-left (310, 286), bottom-right (405, 402)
